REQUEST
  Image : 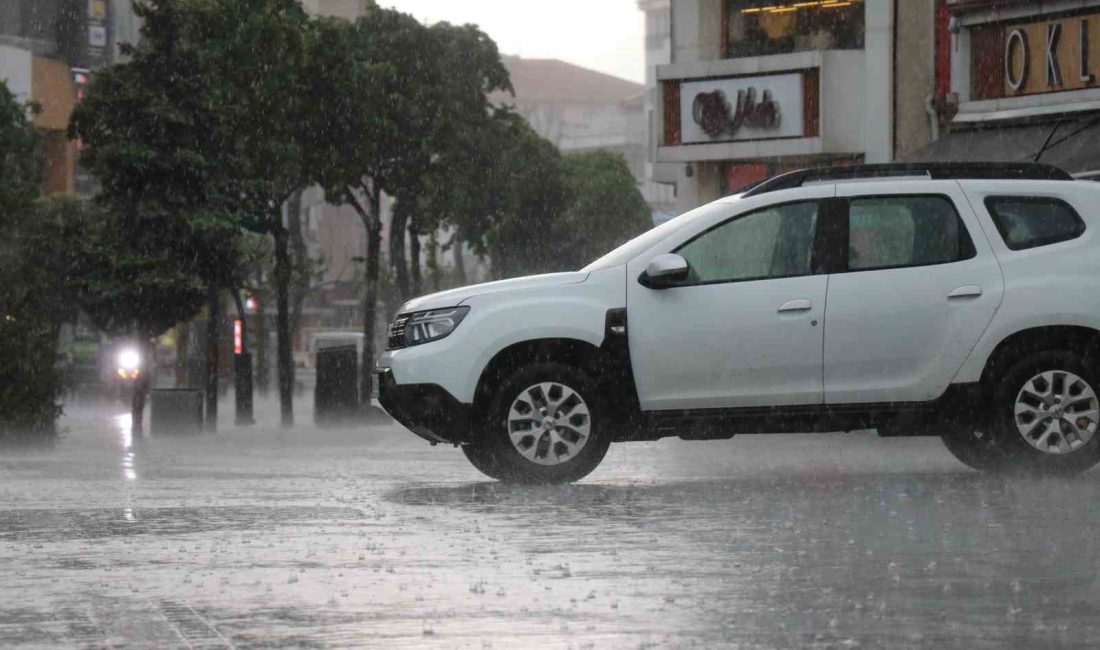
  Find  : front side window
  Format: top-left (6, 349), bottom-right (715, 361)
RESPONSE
top-left (676, 201), bottom-right (818, 284)
top-left (848, 196), bottom-right (974, 272)
top-left (984, 196), bottom-right (1086, 251)
top-left (726, 0), bottom-right (865, 59)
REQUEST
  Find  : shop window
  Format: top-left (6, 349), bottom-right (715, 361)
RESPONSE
top-left (726, 0), bottom-right (865, 59)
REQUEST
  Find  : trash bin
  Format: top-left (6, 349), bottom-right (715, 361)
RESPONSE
top-left (314, 345), bottom-right (359, 426)
top-left (151, 389), bottom-right (204, 435)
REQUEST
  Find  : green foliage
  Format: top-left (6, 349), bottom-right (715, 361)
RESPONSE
top-left (67, 0), bottom-right (287, 342)
top-left (0, 82), bottom-right (60, 437)
top-left (0, 85), bottom-right (39, 225)
top-left (428, 114), bottom-right (651, 279)
top-left (174, 0), bottom-right (314, 226)
top-left (480, 114), bottom-right (571, 279)
top-left (558, 150), bottom-right (652, 267)
top-left (54, 197), bottom-right (207, 338)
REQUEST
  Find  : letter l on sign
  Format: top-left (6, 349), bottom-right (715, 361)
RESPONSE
top-left (1083, 19), bottom-right (1095, 84)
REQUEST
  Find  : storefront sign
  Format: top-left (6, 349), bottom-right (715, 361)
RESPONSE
top-left (679, 73), bottom-right (804, 144)
top-left (1001, 15), bottom-right (1100, 96)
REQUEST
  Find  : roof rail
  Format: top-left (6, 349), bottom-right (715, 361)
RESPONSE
top-left (741, 162), bottom-right (1073, 197)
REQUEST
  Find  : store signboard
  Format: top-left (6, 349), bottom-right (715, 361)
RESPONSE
top-left (973, 13), bottom-right (1100, 99)
top-left (86, 0), bottom-right (110, 66)
top-left (679, 73), bottom-right (804, 145)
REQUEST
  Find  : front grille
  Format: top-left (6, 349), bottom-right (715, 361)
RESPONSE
top-left (387, 314), bottom-right (411, 350)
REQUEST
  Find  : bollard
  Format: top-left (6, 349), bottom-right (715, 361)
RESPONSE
top-left (150, 389), bottom-right (204, 435)
top-left (314, 345), bottom-right (359, 426)
top-left (234, 352), bottom-right (255, 425)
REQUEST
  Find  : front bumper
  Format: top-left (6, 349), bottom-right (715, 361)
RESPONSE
top-left (376, 369), bottom-right (472, 444)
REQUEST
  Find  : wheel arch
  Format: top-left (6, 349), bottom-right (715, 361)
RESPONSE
top-left (472, 338), bottom-right (603, 420)
top-left (980, 325), bottom-right (1100, 389)
top-left (470, 326), bottom-right (644, 443)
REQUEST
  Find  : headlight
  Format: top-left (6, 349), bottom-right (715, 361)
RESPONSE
top-left (117, 348), bottom-right (141, 371)
top-left (394, 307), bottom-right (469, 348)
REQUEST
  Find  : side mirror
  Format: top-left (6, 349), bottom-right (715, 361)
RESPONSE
top-left (640, 253), bottom-right (689, 289)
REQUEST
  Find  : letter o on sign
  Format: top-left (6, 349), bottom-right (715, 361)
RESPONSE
top-left (1006, 29), bottom-right (1029, 91)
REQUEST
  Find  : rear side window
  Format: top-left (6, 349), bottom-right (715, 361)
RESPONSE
top-left (984, 196), bottom-right (1085, 251)
top-left (847, 195), bottom-right (975, 272)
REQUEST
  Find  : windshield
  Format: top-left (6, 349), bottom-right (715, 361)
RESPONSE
top-left (582, 200), bottom-right (738, 271)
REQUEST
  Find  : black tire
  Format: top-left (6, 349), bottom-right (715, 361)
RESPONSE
top-left (473, 362), bottom-right (610, 484)
top-left (986, 350), bottom-right (1100, 476)
top-left (461, 444), bottom-right (505, 481)
top-left (940, 425), bottom-right (1010, 472)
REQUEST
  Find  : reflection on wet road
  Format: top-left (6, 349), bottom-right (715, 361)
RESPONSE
top-left (1, 402), bottom-right (1099, 648)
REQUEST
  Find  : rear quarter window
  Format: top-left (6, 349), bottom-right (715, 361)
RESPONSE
top-left (984, 196), bottom-right (1085, 251)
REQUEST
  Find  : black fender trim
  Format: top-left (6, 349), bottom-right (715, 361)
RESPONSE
top-left (597, 308), bottom-right (645, 441)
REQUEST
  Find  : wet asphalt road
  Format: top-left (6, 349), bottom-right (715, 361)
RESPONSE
top-left (2, 401), bottom-right (1100, 649)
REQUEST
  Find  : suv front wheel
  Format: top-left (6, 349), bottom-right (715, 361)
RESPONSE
top-left (466, 362), bottom-right (611, 484)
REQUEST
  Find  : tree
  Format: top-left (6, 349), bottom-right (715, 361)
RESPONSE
top-left (176, 0), bottom-right (316, 426)
top-left (0, 81), bottom-right (62, 438)
top-left (387, 21), bottom-right (512, 299)
top-left (557, 150), bottom-right (652, 268)
top-left (424, 115), bottom-right (652, 280)
top-left (72, 0), bottom-right (319, 427)
top-left (68, 0), bottom-right (244, 432)
top-left (481, 114), bottom-right (572, 279)
top-left (307, 9), bottom-right (438, 402)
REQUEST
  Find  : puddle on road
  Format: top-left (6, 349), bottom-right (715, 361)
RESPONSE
top-left (0, 506), bottom-right (364, 542)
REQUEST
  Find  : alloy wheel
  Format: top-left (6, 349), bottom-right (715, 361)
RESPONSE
top-left (1014, 370), bottom-right (1099, 454)
top-left (506, 382), bottom-right (591, 466)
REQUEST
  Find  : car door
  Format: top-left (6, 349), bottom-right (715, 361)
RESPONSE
top-left (626, 188), bottom-right (832, 411)
top-left (823, 181), bottom-right (1004, 404)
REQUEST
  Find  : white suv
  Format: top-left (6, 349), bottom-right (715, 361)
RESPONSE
top-left (377, 163), bottom-right (1100, 483)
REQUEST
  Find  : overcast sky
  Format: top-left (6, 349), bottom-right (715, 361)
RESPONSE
top-left (380, 0), bottom-right (645, 83)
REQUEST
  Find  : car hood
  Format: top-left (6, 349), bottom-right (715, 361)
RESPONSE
top-left (399, 272), bottom-right (590, 313)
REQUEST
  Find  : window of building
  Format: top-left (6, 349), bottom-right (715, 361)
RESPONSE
top-left (726, 0), bottom-right (865, 59)
top-left (676, 200), bottom-right (818, 284)
top-left (0, 0), bottom-right (61, 43)
top-left (984, 197), bottom-right (1086, 251)
top-left (847, 196), bottom-right (975, 272)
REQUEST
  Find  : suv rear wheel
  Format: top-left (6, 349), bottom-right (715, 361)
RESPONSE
top-left (467, 362), bottom-right (610, 484)
top-left (986, 351), bottom-right (1100, 475)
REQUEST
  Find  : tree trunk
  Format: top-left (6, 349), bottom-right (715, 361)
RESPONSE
top-left (408, 219), bottom-right (422, 297)
top-left (288, 190), bottom-right (309, 337)
top-left (254, 266), bottom-right (269, 396)
top-left (452, 229), bottom-right (467, 286)
top-left (427, 231), bottom-right (441, 292)
top-left (273, 225), bottom-right (294, 427)
top-left (390, 204), bottom-right (409, 300)
top-left (175, 321), bottom-right (189, 388)
top-left (359, 186), bottom-right (383, 404)
top-left (205, 282), bottom-right (219, 432)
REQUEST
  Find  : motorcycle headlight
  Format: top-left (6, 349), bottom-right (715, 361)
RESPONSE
top-left (403, 307), bottom-right (469, 347)
top-left (117, 348), bottom-right (141, 371)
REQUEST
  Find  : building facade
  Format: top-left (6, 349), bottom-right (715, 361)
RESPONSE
top-left (650, 0), bottom-right (898, 214)
top-left (910, 0), bottom-right (1100, 177)
top-left (638, 0), bottom-right (677, 219)
top-left (0, 0), bottom-right (139, 195)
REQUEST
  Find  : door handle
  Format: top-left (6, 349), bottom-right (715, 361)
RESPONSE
top-left (948, 286), bottom-right (983, 299)
top-left (778, 299), bottom-right (813, 313)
